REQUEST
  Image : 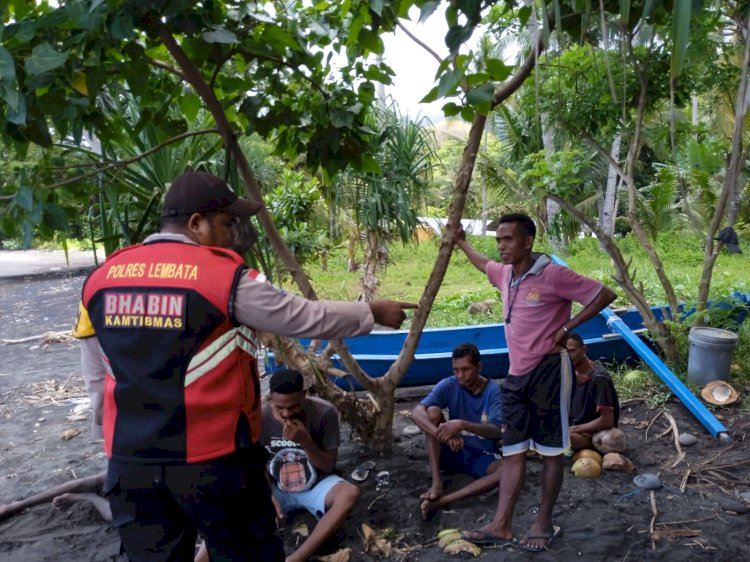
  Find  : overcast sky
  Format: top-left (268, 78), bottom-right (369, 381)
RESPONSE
top-left (380, 13), bottom-right (450, 123)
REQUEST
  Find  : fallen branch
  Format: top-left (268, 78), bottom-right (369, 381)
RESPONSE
top-left (662, 412), bottom-right (686, 468)
top-left (1, 330), bottom-right (74, 345)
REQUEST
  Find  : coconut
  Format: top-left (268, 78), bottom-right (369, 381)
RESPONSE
top-left (571, 457), bottom-right (601, 478)
top-left (592, 428), bottom-right (626, 454)
top-left (573, 449), bottom-right (603, 465)
top-left (623, 369), bottom-right (647, 384)
top-left (601, 452), bottom-right (635, 473)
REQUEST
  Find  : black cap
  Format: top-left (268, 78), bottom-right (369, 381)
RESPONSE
top-left (269, 369), bottom-right (304, 394)
top-left (715, 226), bottom-right (742, 253)
top-left (162, 171), bottom-right (263, 218)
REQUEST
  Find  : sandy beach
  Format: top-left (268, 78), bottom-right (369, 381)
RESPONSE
top-left (1, 263), bottom-right (749, 561)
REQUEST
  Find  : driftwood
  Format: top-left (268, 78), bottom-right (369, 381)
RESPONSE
top-left (1, 330), bottom-right (74, 345)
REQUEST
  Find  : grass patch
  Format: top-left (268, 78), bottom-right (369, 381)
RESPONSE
top-left (286, 229), bottom-right (750, 393)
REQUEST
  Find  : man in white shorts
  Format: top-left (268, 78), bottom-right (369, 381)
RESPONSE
top-left (262, 369), bottom-right (360, 562)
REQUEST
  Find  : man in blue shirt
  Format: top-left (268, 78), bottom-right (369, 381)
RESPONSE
top-left (411, 343), bottom-right (503, 520)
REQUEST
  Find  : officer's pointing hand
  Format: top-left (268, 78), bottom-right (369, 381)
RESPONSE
top-left (369, 300), bottom-right (418, 329)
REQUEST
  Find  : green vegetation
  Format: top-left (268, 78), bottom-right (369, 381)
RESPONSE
top-left (291, 229), bottom-right (750, 395)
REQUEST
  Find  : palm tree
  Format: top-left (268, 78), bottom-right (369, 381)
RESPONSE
top-left (334, 101), bottom-right (438, 302)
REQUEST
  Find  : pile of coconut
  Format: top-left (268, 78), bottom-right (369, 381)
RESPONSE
top-left (570, 428), bottom-right (635, 478)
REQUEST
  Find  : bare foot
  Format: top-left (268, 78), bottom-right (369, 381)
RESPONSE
top-left (52, 493), bottom-right (112, 522)
top-left (520, 524), bottom-right (561, 552)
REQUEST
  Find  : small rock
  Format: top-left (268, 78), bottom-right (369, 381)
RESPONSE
top-left (678, 433), bottom-right (698, 447)
top-left (468, 299), bottom-right (495, 315)
top-left (402, 424), bottom-right (421, 436)
top-left (61, 428), bottom-right (81, 441)
top-left (718, 498), bottom-right (749, 514)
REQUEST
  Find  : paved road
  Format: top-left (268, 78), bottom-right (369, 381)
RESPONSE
top-left (0, 249), bottom-right (104, 282)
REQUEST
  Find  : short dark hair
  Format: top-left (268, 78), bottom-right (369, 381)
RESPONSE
top-left (269, 369), bottom-right (304, 394)
top-left (499, 213), bottom-right (536, 238)
top-left (452, 342), bottom-right (481, 365)
top-left (566, 332), bottom-right (585, 347)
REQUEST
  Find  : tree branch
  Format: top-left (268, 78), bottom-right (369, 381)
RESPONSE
top-left (396, 21), bottom-right (443, 65)
top-left (146, 58), bottom-right (187, 80)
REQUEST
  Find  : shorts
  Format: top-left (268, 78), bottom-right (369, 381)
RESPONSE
top-left (439, 445), bottom-right (500, 479)
top-left (501, 352), bottom-right (573, 457)
top-left (273, 474), bottom-right (345, 519)
top-left (105, 444), bottom-right (284, 562)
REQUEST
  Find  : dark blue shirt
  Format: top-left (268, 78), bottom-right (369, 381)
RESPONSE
top-left (421, 376), bottom-right (503, 454)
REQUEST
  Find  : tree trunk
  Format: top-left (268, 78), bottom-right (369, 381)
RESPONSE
top-left (696, 12), bottom-right (750, 315)
top-left (160, 24), bottom-right (548, 454)
top-left (600, 132), bottom-right (621, 239)
top-left (360, 231), bottom-right (380, 303)
top-left (541, 112), bottom-right (560, 248)
top-left (549, 194), bottom-right (678, 362)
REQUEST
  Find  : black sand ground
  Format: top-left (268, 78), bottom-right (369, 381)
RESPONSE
top-left (1, 272), bottom-right (749, 561)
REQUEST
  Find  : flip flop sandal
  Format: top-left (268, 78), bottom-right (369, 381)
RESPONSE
top-left (375, 470), bottom-right (393, 492)
top-left (350, 460), bottom-right (376, 482)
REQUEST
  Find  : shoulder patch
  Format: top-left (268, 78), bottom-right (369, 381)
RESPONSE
top-left (72, 301), bottom-right (95, 338)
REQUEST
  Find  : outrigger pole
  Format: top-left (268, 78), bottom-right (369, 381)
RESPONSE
top-left (551, 256), bottom-right (730, 442)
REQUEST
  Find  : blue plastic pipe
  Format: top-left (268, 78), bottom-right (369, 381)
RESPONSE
top-left (551, 255), bottom-right (730, 442)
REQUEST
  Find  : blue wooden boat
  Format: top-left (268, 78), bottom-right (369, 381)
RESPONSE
top-left (265, 305), bottom-right (671, 390)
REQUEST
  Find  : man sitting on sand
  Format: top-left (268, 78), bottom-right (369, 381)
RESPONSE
top-left (566, 333), bottom-right (620, 450)
top-left (411, 343), bottom-right (503, 519)
top-left (262, 369), bottom-right (360, 562)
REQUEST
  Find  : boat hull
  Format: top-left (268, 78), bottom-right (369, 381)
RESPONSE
top-left (265, 306), bottom-right (669, 390)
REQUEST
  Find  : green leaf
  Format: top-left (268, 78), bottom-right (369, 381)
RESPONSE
top-left (620, 0), bottom-right (631, 26)
top-left (642, 0), bottom-right (657, 18)
top-left (460, 106), bottom-right (475, 122)
top-left (420, 85), bottom-right (440, 103)
top-left (370, 0), bottom-right (384, 17)
top-left (13, 186), bottom-right (33, 212)
top-left (445, 25), bottom-right (472, 54)
top-left (437, 68), bottom-right (461, 98)
top-left (466, 83), bottom-right (495, 105)
top-left (0, 81), bottom-right (26, 124)
top-left (43, 203), bottom-right (70, 232)
top-left (262, 25), bottom-right (303, 52)
top-left (24, 43), bottom-right (68, 76)
top-left (485, 58), bottom-right (511, 81)
top-left (203, 27), bottom-right (239, 44)
top-left (178, 94), bottom-right (201, 123)
top-left (110, 12), bottom-right (135, 40)
top-left (518, 5), bottom-right (532, 27)
top-left (671, 1), bottom-right (691, 79)
top-left (0, 47), bottom-right (16, 83)
top-left (419, 1), bottom-right (440, 23)
top-left (442, 101), bottom-right (462, 117)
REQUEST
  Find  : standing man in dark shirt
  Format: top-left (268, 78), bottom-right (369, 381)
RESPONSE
top-left (565, 333), bottom-right (620, 450)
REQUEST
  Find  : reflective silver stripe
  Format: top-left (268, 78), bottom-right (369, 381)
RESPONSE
top-left (99, 343), bottom-right (116, 379)
top-left (184, 326), bottom-right (258, 386)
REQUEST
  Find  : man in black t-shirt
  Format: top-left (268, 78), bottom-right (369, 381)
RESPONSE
top-left (565, 333), bottom-right (620, 450)
top-left (261, 369), bottom-right (360, 562)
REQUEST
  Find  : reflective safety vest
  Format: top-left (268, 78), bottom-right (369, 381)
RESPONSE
top-left (80, 241), bottom-right (260, 464)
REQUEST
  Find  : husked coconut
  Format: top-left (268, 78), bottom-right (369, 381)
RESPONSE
top-left (573, 449), bottom-right (603, 465)
top-left (592, 428), bottom-right (626, 454)
top-left (601, 452), bottom-right (635, 473)
top-left (571, 457), bottom-right (601, 478)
